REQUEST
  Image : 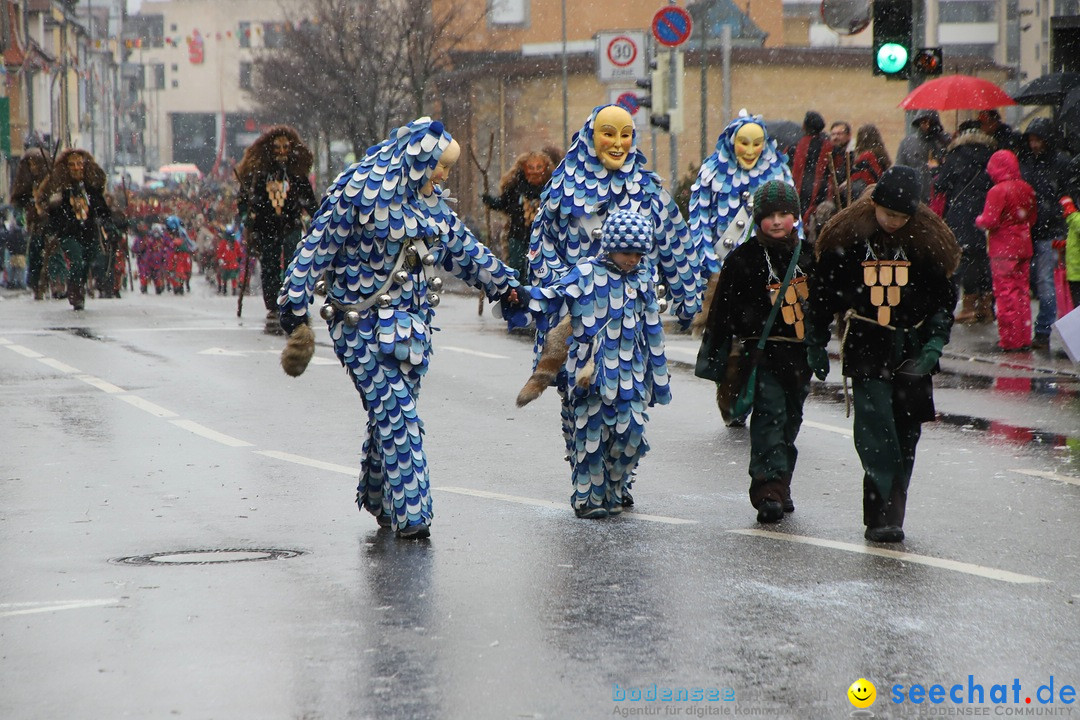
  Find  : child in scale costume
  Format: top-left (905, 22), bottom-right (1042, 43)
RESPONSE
top-left (520, 104), bottom-right (704, 508)
top-left (278, 118), bottom-right (523, 539)
top-left (520, 211), bottom-right (670, 518)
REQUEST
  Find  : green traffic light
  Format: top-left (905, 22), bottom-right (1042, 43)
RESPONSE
top-left (876, 42), bottom-right (909, 73)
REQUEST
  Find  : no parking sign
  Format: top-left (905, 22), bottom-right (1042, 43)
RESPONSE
top-left (597, 30), bottom-right (647, 83)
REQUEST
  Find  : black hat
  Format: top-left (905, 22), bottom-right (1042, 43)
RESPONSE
top-left (803, 111), bottom-right (825, 135)
top-left (871, 165), bottom-right (921, 216)
top-left (753, 180), bottom-right (801, 225)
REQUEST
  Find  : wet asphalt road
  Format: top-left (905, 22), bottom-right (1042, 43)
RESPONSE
top-left (1, 283), bottom-right (1079, 720)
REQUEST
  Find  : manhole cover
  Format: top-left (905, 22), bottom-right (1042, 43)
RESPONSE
top-left (113, 548), bottom-right (304, 566)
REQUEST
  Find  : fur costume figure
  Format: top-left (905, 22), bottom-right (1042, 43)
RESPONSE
top-left (806, 166), bottom-right (960, 543)
top-left (34, 149), bottom-right (113, 310)
top-left (277, 117), bottom-right (522, 539)
top-left (236, 125), bottom-right (319, 332)
top-left (10, 147), bottom-right (52, 299)
top-left (483, 151), bottom-right (555, 279)
top-left (689, 110), bottom-right (794, 278)
top-left (520, 210), bottom-right (670, 518)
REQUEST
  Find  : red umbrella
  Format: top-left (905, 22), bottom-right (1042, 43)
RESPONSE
top-left (899, 74), bottom-right (1016, 111)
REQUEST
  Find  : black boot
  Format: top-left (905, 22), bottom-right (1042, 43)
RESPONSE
top-left (864, 477), bottom-right (904, 542)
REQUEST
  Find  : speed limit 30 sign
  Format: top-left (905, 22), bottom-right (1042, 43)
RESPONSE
top-left (597, 30), bottom-right (647, 83)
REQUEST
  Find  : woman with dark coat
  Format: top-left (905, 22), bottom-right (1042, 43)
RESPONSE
top-left (842, 124), bottom-right (892, 205)
top-left (934, 124), bottom-right (996, 323)
top-left (482, 151), bottom-right (554, 279)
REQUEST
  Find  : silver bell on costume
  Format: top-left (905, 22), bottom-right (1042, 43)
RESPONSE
top-left (427, 292), bottom-right (441, 307)
top-left (377, 293), bottom-right (392, 308)
top-left (314, 280), bottom-right (328, 296)
top-left (344, 310), bottom-right (360, 327)
top-left (393, 270), bottom-right (410, 285)
top-left (657, 298), bottom-right (669, 312)
top-left (429, 276), bottom-right (443, 291)
top-left (319, 303), bottom-right (335, 321)
top-left (421, 253), bottom-right (436, 267)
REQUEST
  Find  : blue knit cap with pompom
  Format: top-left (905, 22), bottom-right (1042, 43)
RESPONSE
top-left (600, 210), bottom-right (654, 255)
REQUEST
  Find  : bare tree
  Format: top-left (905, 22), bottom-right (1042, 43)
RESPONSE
top-left (250, 0), bottom-right (482, 156)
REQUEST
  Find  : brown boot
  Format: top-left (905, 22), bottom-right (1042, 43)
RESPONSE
top-left (954, 294), bottom-right (977, 324)
top-left (974, 293), bottom-right (994, 324)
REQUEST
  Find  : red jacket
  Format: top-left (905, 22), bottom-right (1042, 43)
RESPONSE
top-left (216, 238), bottom-right (241, 271)
top-left (976, 150), bottom-right (1037, 259)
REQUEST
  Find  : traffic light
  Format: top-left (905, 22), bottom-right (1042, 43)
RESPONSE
top-left (635, 54), bottom-right (668, 116)
top-left (872, 0), bottom-right (913, 79)
top-left (913, 47), bottom-right (943, 76)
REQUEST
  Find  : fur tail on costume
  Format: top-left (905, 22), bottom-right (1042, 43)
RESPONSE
top-left (280, 323), bottom-right (315, 377)
top-left (690, 273), bottom-right (720, 337)
top-left (516, 315), bottom-right (572, 407)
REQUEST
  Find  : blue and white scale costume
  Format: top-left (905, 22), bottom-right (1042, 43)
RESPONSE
top-left (278, 118), bottom-right (519, 535)
top-left (528, 105), bottom-right (704, 324)
top-left (689, 111), bottom-right (794, 276)
top-left (525, 211), bottom-right (670, 517)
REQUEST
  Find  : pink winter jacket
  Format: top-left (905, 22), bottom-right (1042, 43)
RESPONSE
top-left (975, 150), bottom-right (1037, 259)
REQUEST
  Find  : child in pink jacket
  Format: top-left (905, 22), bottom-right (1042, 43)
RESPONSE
top-left (976, 150), bottom-right (1037, 351)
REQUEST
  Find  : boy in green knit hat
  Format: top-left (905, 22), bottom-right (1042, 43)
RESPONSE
top-left (696, 179), bottom-right (813, 523)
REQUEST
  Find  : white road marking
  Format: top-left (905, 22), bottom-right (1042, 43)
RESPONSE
top-left (254, 450), bottom-right (357, 475)
top-left (803, 419), bottom-right (854, 437)
top-left (0, 337), bottom-right (11, 344)
top-left (440, 486), bottom-right (698, 525)
top-left (440, 345), bottom-right (509, 359)
top-left (37, 357), bottom-right (80, 374)
top-left (6, 344), bottom-right (43, 358)
top-left (75, 374), bottom-right (125, 393)
top-left (170, 419), bottom-right (253, 447)
top-left (729, 529), bottom-right (1048, 584)
top-left (116, 395), bottom-right (178, 418)
top-left (198, 347), bottom-right (248, 356)
top-left (0, 598), bottom-right (122, 618)
top-left (1010, 468), bottom-right (1080, 487)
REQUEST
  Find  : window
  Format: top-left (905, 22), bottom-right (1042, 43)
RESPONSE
top-left (263, 23), bottom-right (284, 49)
top-left (938, 1), bottom-right (995, 23)
top-left (239, 62), bottom-right (253, 91)
top-left (238, 21), bottom-right (251, 48)
top-left (152, 63), bottom-right (165, 90)
top-left (171, 79), bottom-right (179, 88)
top-left (170, 23), bottom-right (177, 32)
top-left (171, 63), bottom-right (178, 72)
top-left (489, 0), bottom-right (527, 25)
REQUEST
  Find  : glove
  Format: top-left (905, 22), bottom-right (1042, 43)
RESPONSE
top-left (806, 346), bottom-right (829, 381)
top-left (901, 336), bottom-right (945, 376)
top-left (279, 310), bottom-right (308, 337)
top-left (500, 287), bottom-right (532, 330)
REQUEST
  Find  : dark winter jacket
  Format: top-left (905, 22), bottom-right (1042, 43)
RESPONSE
top-left (977, 150), bottom-right (1037, 259)
top-left (846, 150), bottom-right (886, 204)
top-left (807, 197), bottom-right (959, 393)
top-left (895, 110), bottom-right (951, 202)
top-left (792, 133), bottom-right (832, 225)
top-left (1018, 117), bottom-right (1070, 242)
top-left (703, 233), bottom-right (814, 389)
top-left (934, 131), bottom-right (995, 250)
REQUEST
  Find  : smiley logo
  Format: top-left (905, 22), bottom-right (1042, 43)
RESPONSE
top-left (848, 678), bottom-right (876, 708)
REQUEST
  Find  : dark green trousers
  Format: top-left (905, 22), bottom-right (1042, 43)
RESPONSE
top-left (748, 368), bottom-right (809, 507)
top-left (852, 377), bottom-right (921, 526)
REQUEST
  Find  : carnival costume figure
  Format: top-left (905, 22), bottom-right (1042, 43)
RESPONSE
top-left (237, 125), bottom-right (318, 333)
top-left (482, 151), bottom-right (555, 279)
top-left (805, 166), bottom-right (960, 543)
top-left (524, 105), bottom-right (702, 506)
top-left (520, 211), bottom-right (669, 518)
top-left (696, 180), bottom-right (812, 523)
top-left (689, 110), bottom-right (794, 277)
top-left (35, 150), bottom-right (114, 311)
top-left (277, 118), bottom-right (522, 539)
top-left (10, 137), bottom-right (54, 300)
